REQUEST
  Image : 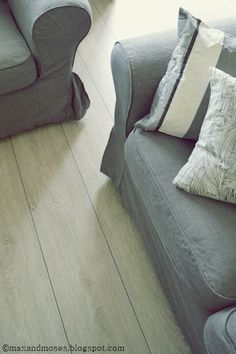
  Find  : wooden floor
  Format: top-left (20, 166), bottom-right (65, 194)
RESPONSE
top-left (1, 1), bottom-right (235, 353)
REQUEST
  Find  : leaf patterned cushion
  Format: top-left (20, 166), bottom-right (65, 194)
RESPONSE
top-left (173, 67), bottom-right (236, 204)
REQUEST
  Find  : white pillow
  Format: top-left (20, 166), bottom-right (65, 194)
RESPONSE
top-left (173, 67), bottom-right (236, 204)
top-left (136, 8), bottom-right (236, 140)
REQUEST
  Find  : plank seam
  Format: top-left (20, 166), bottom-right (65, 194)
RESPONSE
top-left (10, 137), bottom-right (72, 353)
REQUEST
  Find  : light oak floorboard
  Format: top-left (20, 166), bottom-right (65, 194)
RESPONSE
top-left (79, 1), bottom-right (116, 117)
top-left (62, 54), bottom-right (190, 354)
top-left (91, 0), bottom-right (236, 39)
top-left (0, 138), bottom-right (68, 346)
top-left (11, 126), bottom-right (150, 354)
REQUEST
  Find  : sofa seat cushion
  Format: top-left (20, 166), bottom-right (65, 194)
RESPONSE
top-left (124, 128), bottom-right (236, 310)
top-left (0, 0), bottom-right (37, 95)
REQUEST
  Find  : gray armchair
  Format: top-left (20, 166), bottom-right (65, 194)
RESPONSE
top-left (0, 0), bottom-right (91, 138)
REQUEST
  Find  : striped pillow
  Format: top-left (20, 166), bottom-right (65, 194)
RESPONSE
top-left (136, 8), bottom-right (236, 140)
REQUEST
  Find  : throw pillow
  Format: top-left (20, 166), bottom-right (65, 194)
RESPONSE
top-left (173, 67), bottom-right (236, 204)
top-left (135, 8), bottom-right (236, 140)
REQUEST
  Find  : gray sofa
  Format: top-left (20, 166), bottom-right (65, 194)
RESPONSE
top-left (101, 18), bottom-right (236, 354)
top-left (0, 0), bottom-right (91, 138)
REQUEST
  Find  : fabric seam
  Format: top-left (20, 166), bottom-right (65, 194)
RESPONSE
top-left (225, 308), bottom-right (236, 350)
top-left (114, 42), bottom-right (133, 139)
top-left (123, 147), bottom-right (203, 343)
top-left (132, 129), bottom-right (236, 302)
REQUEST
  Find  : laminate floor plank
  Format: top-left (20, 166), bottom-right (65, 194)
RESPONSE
top-left (62, 55), bottom-right (191, 354)
top-left (79, 1), bottom-right (116, 117)
top-left (91, 0), bottom-right (235, 39)
top-left (11, 126), bottom-right (150, 354)
top-left (90, 0), bottom-right (168, 38)
top-left (0, 138), bottom-right (68, 347)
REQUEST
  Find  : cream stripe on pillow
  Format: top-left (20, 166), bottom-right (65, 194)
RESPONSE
top-left (159, 23), bottom-right (223, 137)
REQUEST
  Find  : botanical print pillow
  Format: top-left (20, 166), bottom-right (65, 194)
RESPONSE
top-left (136, 8), bottom-right (236, 140)
top-left (173, 67), bottom-right (236, 204)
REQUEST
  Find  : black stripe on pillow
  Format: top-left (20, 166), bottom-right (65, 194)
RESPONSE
top-left (155, 18), bottom-right (201, 132)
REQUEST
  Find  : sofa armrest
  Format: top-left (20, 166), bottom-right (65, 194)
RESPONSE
top-left (111, 30), bottom-right (177, 138)
top-left (204, 306), bottom-right (236, 354)
top-left (8, 0), bottom-right (92, 78)
top-left (111, 16), bottom-right (236, 140)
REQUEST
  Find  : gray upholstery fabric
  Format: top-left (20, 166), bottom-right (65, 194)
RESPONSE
top-left (121, 128), bottom-right (236, 353)
top-left (101, 15), bottom-right (236, 354)
top-left (8, 0), bottom-right (92, 78)
top-left (101, 128), bottom-right (125, 189)
top-left (0, 0), bottom-right (36, 95)
top-left (0, 0), bottom-right (91, 138)
top-left (101, 31), bottom-right (177, 186)
top-left (120, 131), bottom-right (208, 354)
top-left (0, 68), bottom-right (89, 139)
top-left (228, 312), bottom-right (236, 349)
top-left (112, 31), bottom-right (177, 138)
top-left (204, 306), bottom-right (236, 353)
top-left (125, 129), bottom-right (236, 306)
